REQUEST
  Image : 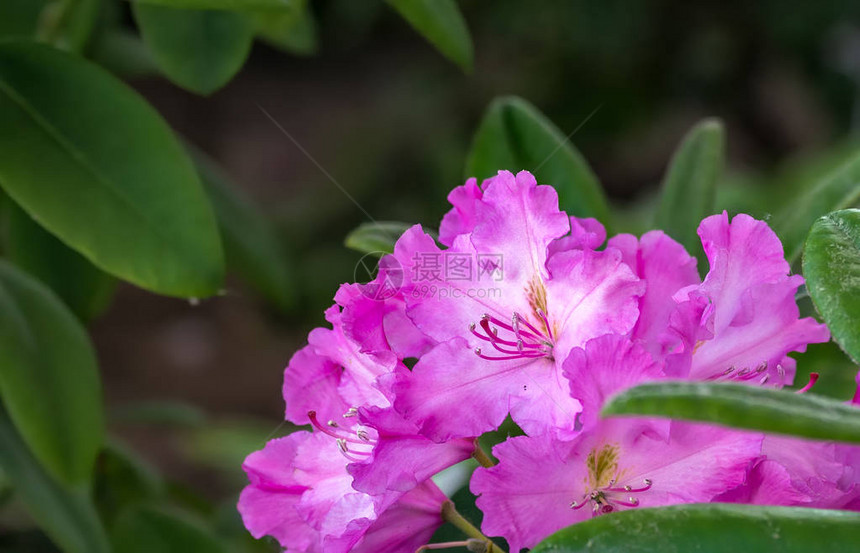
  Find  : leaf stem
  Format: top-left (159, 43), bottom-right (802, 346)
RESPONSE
top-left (441, 500), bottom-right (507, 553)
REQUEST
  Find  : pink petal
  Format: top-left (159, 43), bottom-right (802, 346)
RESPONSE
top-left (348, 406), bottom-right (475, 494)
top-left (698, 212), bottom-right (790, 334)
top-left (283, 344), bottom-right (349, 426)
top-left (548, 216), bottom-right (607, 255)
top-left (608, 230), bottom-right (700, 357)
top-left (470, 170), bottom-right (570, 285)
top-left (394, 338), bottom-right (574, 440)
top-left (472, 435), bottom-right (583, 553)
top-left (690, 278), bottom-right (830, 383)
top-left (545, 247), bottom-right (644, 364)
top-left (352, 481), bottom-right (447, 553)
top-left (563, 334), bottom-right (664, 430)
top-left (238, 433), bottom-right (319, 550)
top-left (439, 177), bottom-right (483, 246)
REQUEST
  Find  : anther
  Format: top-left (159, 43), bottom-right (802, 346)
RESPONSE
top-left (356, 429), bottom-right (370, 441)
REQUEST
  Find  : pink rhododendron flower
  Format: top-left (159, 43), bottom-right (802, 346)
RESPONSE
top-left (393, 171), bottom-right (643, 440)
top-left (239, 429), bottom-right (449, 553)
top-left (472, 420), bottom-right (762, 552)
top-left (670, 212), bottom-right (829, 385)
top-left (240, 169), bottom-right (849, 552)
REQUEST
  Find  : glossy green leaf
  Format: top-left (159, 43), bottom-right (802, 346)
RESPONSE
top-left (0, 406), bottom-right (110, 553)
top-left (193, 149), bottom-right (296, 311)
top-left (89, 29), bottom-right (159, 79)
top-left (4, 201), bottom-right (116, 321)
top-left (465, 96), bottom-right (610, 225)
top-left (803, 209), bottom-right (860, 363)
top-left (345, 221), bottom-right (415, 255)
top-left (255, 1), bottom-right (317, 56)
top-left (773, 150), bottom-right (860, 265)
top-left (0, 261), bottom-right (103, 486)
top-left (654, 118), bottom-right (724, 272)
top-left (602, 381), bottom-right (860, 443)
top-left (112, 505), bottom-right (227, 553)
top-left (133, 4), bottom-right (253, 95)
top-left (385, 0), bottom-right (473, 71)
top-left (0, 41), bottom-right (224, 298)
top-left (531, 504), bottom-right (860, 553)
top-left (36, 0), bottom-right (101, 52)
top-left (131, 0), bottom-right (298, 9)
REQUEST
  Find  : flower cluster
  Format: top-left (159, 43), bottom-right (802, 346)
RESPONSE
top-left (239, 170), bottom-right (860, 552)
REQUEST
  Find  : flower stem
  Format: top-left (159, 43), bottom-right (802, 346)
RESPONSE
top-left (441, 501), bottom-right (507, 553)
top-left (472, 441), bottom-right (496, 468)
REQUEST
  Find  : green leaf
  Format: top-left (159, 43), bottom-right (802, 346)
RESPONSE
top-left (345, 221), bottom-right (415, 255)
top-left (94, 442), bottom-right (166, 527)
top-left (89, 29), bottom-right (159, 80)
top-left (132, 4), bottom-right (254, 95)
top-left (530, 504), bottom-right (860, 553)
top-left (385, 0), bottom-right (473, 72)
top-left (803, 209), bottom-right (860, 363)
top-left (0, 261), bottom-right (103, 486)
top-left (4, 201), bottom-right (116, 321)
top-left (254, 1), bottom-right (318, 56)
top-left (131, 0), bottom-right (299, 9)
top-left (36, 0), bottom-right (101, 52)
top-left (112, 505), bottom-right (227, 553)
top-left (773, 150), bottom-right (860, 265)
top-left (654, 118), bottom-right (724, 272)
top-left (601, 381), bottom-right (860, 444)
top-left (0, 405), bottom-right (110, 553)
top-left (0, 0), bottom-right (50, 40)
top-left (0, 41), bottom-right (224, 298)
top-left (465, 96), bottom-right (610, 226)
top-left (193, 149), bottom-right (297, 312)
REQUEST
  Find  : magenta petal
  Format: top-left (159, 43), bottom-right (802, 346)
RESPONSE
top-left (348, 406), bottom-right (475, 494)
top-left (608, 230), bottom-right (700, 357)
top-left (563, 334), bottom-right (664, 430)
top-left (473, 420), bottom-right (761, 551)
top-left (237, 486), bottom-right (318, 551)
top-left (545, 247), bottom-right (644, 363)
top-left (548, 216), bottom-right (607, 255)
top-left (238, 433), bottom-right (318, 550)
top-left (283, 344), bottom-right (349, 426)
top-left (472, 435), bottom-right (581, 553)
top-left (395, 337), bottom-right (581, 440)
top-left (698, 212), bottom-right (790, 333)
top-left (352, 481), bottom-right (447, 553)
top-left (470, 170), bottom-right (570, 284)
top-left (439, 177), bottom-right (483, 246)
top-left (690, 277), bottom-right (829, 383)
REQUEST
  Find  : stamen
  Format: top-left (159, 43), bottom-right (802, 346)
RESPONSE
top-left (343, 407), bottom-right (358, 418)
top-left (796, 372), bottom-right (819, 394)
top-left (536, 308), bottom-right (554, 342)
top-left (308, 411), bottom-right (368, 445)
top-left (471, 311), bottom-right (554, 362)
